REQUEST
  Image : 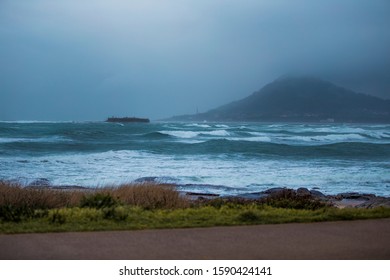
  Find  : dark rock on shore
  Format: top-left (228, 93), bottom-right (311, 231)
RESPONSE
top-left (184, 187), bottom-right (390, 209)
top-left (28, 178), bottom-right (51, 187)
top-left (185, 192), bottom-right (219, 197)
top-left (237, 192), bottom-right (266, 200)
top-left (356, 197), bottom-right (390, 208)
top-left (261, 187), bottom-right (287, 195)
top-left (24, 179), bottom-right (87, 191)
top-left (271, 189), bottom-right (390, 209)
top-left (297, 187), bottom-right (311, 196)
top-left (26, 185), bottom-right (88, 190)
top-left (334, 192), bottom-right (376, 200)
top-left (309, 189), bottom-right (327, 198)
top-left (184, 192), bottom-right (220, 201)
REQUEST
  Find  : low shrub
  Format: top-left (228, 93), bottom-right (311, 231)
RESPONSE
top-left (102, 206), bottom-right (128, 221)
top-left (0, 205), bottom-right (34, 222)
top-left (238, 210), bottom-right (261, 223)
top-left (48, 210), bottom-right (66, 224)
top-left (262, 189), bottom-right (327, 210)
top-left (80, 193), bottom-right (118, 209)
top-left (197, 197), bottom-right (256, 209)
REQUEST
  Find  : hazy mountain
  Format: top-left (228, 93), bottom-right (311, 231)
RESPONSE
top-left (171, 76), bottom-right (390, 123)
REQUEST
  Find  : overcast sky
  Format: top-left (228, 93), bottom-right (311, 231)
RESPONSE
top-left (1, 0), bottom-right (389, 121)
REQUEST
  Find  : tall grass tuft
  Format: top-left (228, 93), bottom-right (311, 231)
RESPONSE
top-left (0, 181), bottom-right (83, 221)
top-left (110, 183), bottom-right (189, 210)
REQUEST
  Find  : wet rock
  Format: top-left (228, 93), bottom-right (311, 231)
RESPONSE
top-left (262, 187), bottom-right (287, 195)
top-left (239, 192), bottom-right (266, 200)
top-left (28, 178), bottom-right (51, 187)
top-left (355, 197), bottom-right (390, 209)
top-left (184, 192), bottom-right (220, 201)
top-left (49, 185), bottom-right (88, 190)
top-left (336, 193), bottom-right (376, 200)
top-left (297, 188), bottom-right (311, 196)
top-left (310, 189), bottom-right (326, 198)
top-left (185, 192), bottom-right (219, 197)
top-left (336, 192), bottom-right (361, 199)
top-left (331, 199), bottom-right (368, 208)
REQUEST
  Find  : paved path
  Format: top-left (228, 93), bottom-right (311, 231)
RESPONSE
top-left (1, 219), bottom-right (390, 259)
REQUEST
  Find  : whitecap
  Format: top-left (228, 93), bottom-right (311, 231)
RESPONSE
top-left (0, 138), bottom-right (24, 143)
top-left (286, 133), bottom-right (366, 143)
top-left (200, 130), bottom-right (230, 137)
top-left (362, 131), bottom-right (390, 139)
top-left (159, 129), bottom-right (230, 138)
top-left (215, 124), bottom-right (229, 128)
top-left (227, 136), bottom-right (272, 142)
top-left (185, 123), bottom-right (211, 128)
top-left (176, 139), bottom-right (207, 144)
top-left (0, 136), bottom-right (72, 143)
top-left (159, 130), bottom-right (200, 138)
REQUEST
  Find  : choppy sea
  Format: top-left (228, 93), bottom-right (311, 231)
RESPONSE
top-left (0, 121), bottom-right (389, 196)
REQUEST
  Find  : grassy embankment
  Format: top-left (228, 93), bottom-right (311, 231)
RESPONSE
top-left (1, 181), bottom-right (390, 234)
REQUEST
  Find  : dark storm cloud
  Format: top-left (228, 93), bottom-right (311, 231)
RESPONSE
top-left (1, 0), bottom-right (389, 120)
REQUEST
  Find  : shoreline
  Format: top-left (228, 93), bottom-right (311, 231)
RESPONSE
top-left (2, 180), bottom-right (390, 235)
top-left (24, 182), bottom-right (390, 209)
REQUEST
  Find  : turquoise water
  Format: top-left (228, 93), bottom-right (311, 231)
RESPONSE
top-left (1, 121), bottom-right (389, 196)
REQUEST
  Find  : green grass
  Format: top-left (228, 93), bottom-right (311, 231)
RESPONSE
top-left (1, 204), bottom-right (390, 234)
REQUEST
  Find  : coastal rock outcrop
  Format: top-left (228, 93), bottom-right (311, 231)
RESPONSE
top-left (185, 187), bottom-right (390, 209)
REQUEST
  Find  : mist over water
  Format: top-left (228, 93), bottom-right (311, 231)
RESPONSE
top-left (1, 121), bottom-right (389, 196)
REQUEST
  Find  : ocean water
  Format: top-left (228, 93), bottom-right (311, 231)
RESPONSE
top-left (0, 121), bottom-right (389, 196)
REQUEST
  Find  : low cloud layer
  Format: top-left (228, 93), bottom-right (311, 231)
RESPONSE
top-left (1, 0), bottom-right (389, 120)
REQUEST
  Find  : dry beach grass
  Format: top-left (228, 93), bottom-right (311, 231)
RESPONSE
top-left (0, 181), bottom-right (189, 220)
top-left (0, 181), bottom-right (188, 209)
top-left (0, 181), bottom-right (83, 209)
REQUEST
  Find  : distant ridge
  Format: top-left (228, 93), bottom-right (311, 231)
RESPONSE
top-left (171, 76), bottom-right (390, 123)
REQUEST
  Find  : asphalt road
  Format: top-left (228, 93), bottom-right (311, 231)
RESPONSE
top-left (1, 219), bottom-right (390, 259)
